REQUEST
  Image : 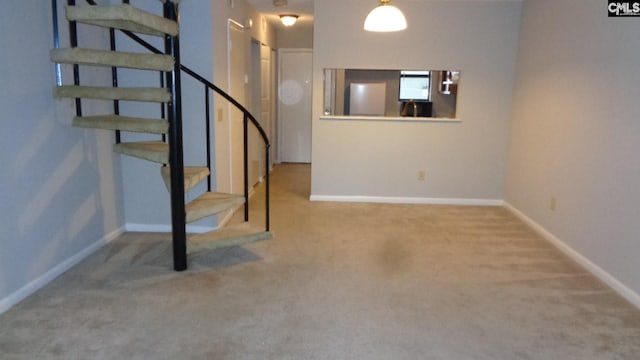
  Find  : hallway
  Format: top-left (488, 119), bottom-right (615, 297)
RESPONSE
top-left (1, 164), bottom-right (639, 359)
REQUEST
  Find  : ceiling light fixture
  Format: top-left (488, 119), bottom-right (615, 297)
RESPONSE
top-left (280, 14), bottom-right (298, 27)
top-left (364, 0), bottom-right (407, 32)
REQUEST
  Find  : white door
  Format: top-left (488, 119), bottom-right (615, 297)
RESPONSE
top-left (278, 49), bottom-right (312, 163)
top-left (248, 41), bottom-right (273, 184)
top-left (260, 44), bottom-right (275, 172)
top-left (270, 48), bottom-right (277, 165)
top-left (228, 21), bottom-right (246, 194)
top-left (215, 21), bottom-right (243, 194)
top-left (260, 44), bottom-right (272, 147)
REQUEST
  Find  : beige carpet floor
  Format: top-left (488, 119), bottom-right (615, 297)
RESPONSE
top-left (1, 163), bottom-right (639, 359)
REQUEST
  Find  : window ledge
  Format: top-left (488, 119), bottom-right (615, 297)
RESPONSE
top-left (320, 115), bottom-right (461, 123)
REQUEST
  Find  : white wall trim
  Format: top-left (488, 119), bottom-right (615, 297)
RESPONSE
top-left (0, 226), bottom-right (125, 315)
top-left (125, 223), bottom-right (216, 234)
top-left (505, 202), bottom-right (640, 310)
top-left (310, 195), bottom-right (504, 206)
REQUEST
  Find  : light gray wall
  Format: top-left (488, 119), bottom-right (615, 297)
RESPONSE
top-left (212, 0), bottom-right (277, 197)
top-left (506, 0), bottom-right (640, 296)
top-left (312, 0), bottom-right (521, 200)
top-left (117, 0), bottom-right (218, 231)
top-left (0, 0), bottom-right (124, 309)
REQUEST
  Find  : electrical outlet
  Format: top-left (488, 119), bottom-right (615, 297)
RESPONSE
top-left (550, 197), bottom-right (557, 211)
top-left (417, 170), bottom-right (426, 181)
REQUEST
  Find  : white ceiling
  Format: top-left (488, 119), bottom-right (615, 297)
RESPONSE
top-left (245, 0), bottom-right (524, 30)
top-left (247, 0), bottom-right (314, 14)
top-left (246, 0), bottom-right (314, 29)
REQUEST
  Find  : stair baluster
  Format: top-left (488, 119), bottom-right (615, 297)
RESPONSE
top-left (204, 85), bottom-right (212, 192)
top-left (68, 0), bottom-right (82, 118)
top-left (109, 27), bottom-right (121, 144)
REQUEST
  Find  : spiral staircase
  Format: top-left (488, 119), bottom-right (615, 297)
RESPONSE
top-left (50, 0), bottom-right (272, 271)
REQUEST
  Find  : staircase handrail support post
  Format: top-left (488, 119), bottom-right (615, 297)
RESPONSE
top-left (109, 27), bottom-right (122, 144)
top-left (51, 0), bottom-right (62, 86)
top-left (67, 0), bottom-right (83, 117)
top-left (243, 113), bottom-right (250, 222)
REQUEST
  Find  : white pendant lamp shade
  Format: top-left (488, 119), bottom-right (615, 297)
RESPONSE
top-left (280, 14), bottom-right (298, 27)
top-left (364, 0), bottom-right (407, 32)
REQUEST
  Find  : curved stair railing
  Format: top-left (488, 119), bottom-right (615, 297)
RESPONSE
top-left (50, 0), bottom-right (271, 271)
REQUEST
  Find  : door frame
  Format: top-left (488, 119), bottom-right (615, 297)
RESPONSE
top-left (226, 18), bottom-right (247, 194)
top-left (277, 48), bottom-right (313, 163)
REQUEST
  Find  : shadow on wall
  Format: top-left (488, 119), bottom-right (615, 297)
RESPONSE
top-left (2, 94), bottom-right (122, 302)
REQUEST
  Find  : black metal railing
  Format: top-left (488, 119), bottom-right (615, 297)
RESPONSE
top-left (51, 0), bottom-right (271, 271)
top-left (178, 65), bottom-right (272, 229)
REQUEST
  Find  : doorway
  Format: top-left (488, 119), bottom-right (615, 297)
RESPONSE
top-left (251, 40), bottom-right (276, 178)
top-left (278, 48), bottom-right (313, 163)
top-left (224, 20), bottom-right (246, 195)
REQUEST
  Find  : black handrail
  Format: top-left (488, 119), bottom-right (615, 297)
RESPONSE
top-left (179, 66), bottom-right (271, 144)
top-left (81, 0), bottom-right (270, 145)
top-left (183, 66), bottom-right (271, 231)
top-left (81, 1), bottom-right (271, 155)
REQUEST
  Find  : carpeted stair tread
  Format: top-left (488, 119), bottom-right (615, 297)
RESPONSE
top-left (66, 4), bottom-right (178, 37)
top-left (114, 141), bottom-right (168, 164)
top-left (73, 115), bottom-right (168, 134)
top-left (51, 48), bottom-right (174, 71)
top-left (161, 166), bottom-right (210, 192)
top-left (187, 223), bottom-right (272, 255)
top-left (54, 85), bottom-right (171, 103)
top-left (186, 192), bottom-right (245, 223)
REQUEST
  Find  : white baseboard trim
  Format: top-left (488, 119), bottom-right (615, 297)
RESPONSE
top-left (0, 226), bottom-right (125, 315)
top-left (125, 223), bottom-right (216, 234)
top-left (309, 195), bottom-right (504, 206)
top-left (505, 202), bottom-right (640, 310)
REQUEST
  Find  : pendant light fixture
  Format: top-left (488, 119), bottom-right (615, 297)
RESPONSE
top-left (364, 0), bottom-right (407, 32)
top-left (280, 14), bottom-right (299, 27)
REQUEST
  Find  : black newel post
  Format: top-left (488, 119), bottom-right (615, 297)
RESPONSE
top-left (164, 1), bottom-right (187, 271)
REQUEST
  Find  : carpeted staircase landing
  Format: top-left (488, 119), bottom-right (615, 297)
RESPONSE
top-left (50, 3), bottom-right (271, 259)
